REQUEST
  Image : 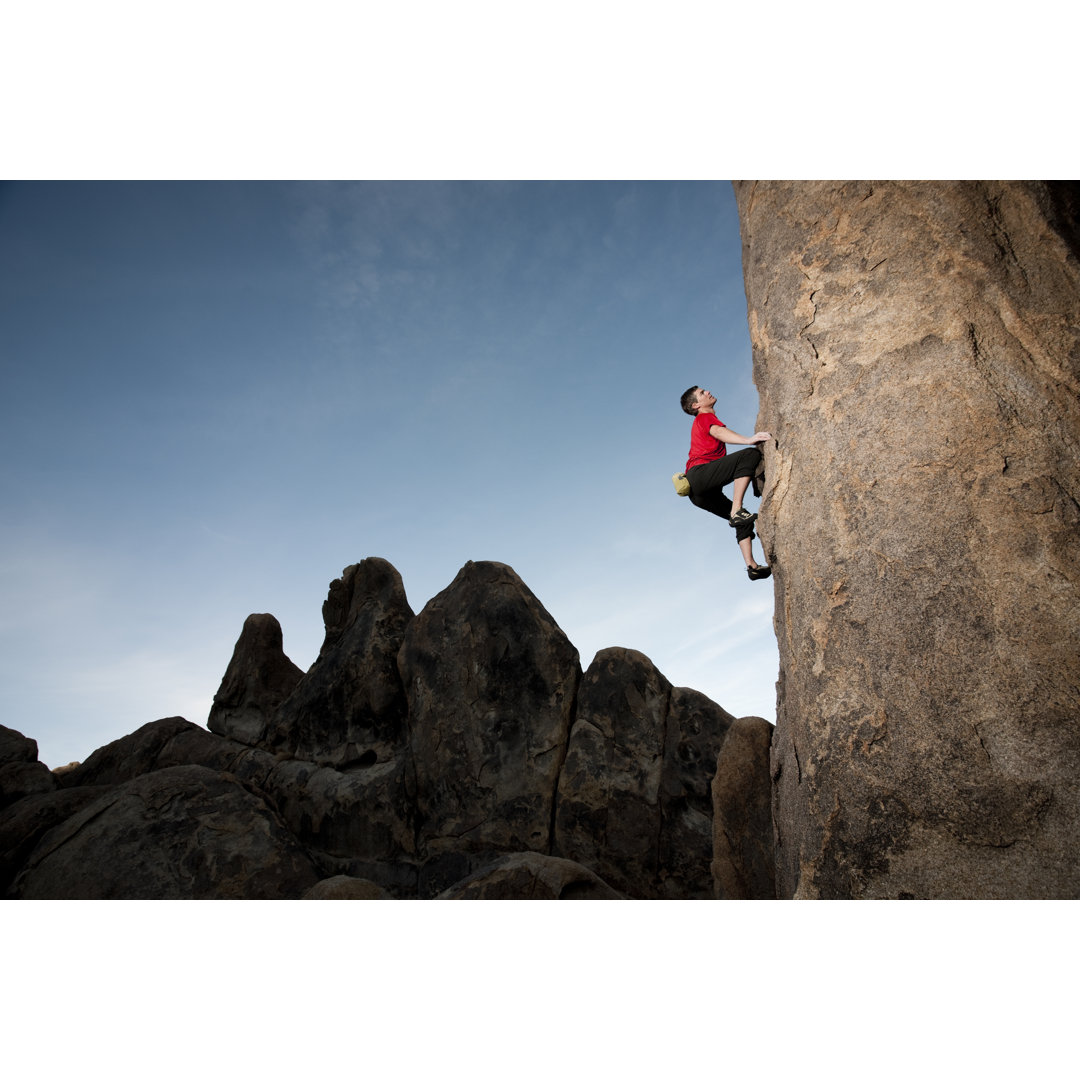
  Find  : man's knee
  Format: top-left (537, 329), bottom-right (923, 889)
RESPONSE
top-left (734, 446), bottom-right (761, 478)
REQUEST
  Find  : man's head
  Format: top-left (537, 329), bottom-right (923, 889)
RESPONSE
top-left (681, 386), bottom-right (716, 416)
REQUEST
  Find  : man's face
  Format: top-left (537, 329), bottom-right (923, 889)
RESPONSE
top-left (695, 388), bottom-right (716, 411)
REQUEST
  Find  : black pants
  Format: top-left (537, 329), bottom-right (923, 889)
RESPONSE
top-left (687, 447), bottom-right (761, 543)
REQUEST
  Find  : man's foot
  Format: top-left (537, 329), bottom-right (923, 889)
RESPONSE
top-left (747, 564), bottom-right (772, 580)
top-left (729, 507), bottom-right (757, 527)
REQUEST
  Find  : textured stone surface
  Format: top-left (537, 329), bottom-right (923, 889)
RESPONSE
top-left (400, 561), bottom-right (581, 859)
top-left (267, 558), bottom-right (414, 768)
top-left (1, 724), bottom-right (40, 765)
top-left (8, 557), bottom-right (751, 899)
top-left (0, 786), bottom-right (111, 893)
top-left (553, 648), bottom-right (732, 898)
top-left (711, 716), bottom-right (776, 899)
top-left (0, 725), bottom-right (56, 809)
top-left (208, 613), bottom-right (304, 747)
top-left (436, 851), bottom-right (624, 900)
top-left (301, 875), bottom-right (391, 899)
top-left (54, 716), bottom-right (276, 790)
top-left (0, 760), bottom-right (56, 809)
top-left (10, 765), bottom-right (320, 899)
top-left (260, 755), bottom-right (414, 865)
top-left (736, 180), bottom-right (1080, 898)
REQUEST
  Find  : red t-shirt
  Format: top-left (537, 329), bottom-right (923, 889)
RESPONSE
top-left (686, 412), bottom-right (726, 471)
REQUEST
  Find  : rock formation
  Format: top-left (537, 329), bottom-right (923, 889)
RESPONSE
top-left (553, 649), bottom-right (735, 898)
top-left (711, 716), bottom-right (775, 900)
top-left (208, 613), bottom-right (303, 748)
top-left (3, 557), bottom-right (773, 900)
top-left (400, 561), bottom-right (580, 866)
top-left (0, 725), bottom-right (56, 810)
top-left (13, 765), bottom-right (320, 899)
top-left (736, 180), bottom-right (1080, 898)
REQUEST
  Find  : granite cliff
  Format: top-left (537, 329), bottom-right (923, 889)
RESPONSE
top-left (736, 180), bottom-right (1080, 898)
top-left (2, 558), bottom-right (774, 899)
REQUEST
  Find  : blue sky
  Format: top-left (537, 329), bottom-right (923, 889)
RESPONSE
top-left (1, 180), bottom-right (777, 768)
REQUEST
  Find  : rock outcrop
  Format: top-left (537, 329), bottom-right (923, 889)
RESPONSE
top-left (553, 649), bottom-right (734, 898)
top-left (436, 852), bottom-right (624, 900)
top-left (400, 561), bottom-right (580, 863)
top-left (302, 875), bottom-right (391, 899)
top-left (4, 558), bottom-right (769, 899)
top-left (208, 614), bottom-right (304, 748)
top-left (711, 716), bottom-right (775, 900)
top-left (0, 724), bottom-right (56, 810)
top-left (266, 558), bottom-right (415, 768)
top-left (736, 180), bottom-right (1080, 898)
top-left (10, 765), bottom-right (320, 899)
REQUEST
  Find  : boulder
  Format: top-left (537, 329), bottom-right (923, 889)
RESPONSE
top-left (54, 716), bottom-right (277, 790)
top-left (259, 755), bottom-right (415, 865)
top-left (266, 558), bottom-right (414, 767)
top-left (0, 785), bottom-right (111, 893)
top-left (659, 685), bottom-right (739, 898)
top-left (553, 649), bottom-right (733, 898)
top-left (736, 180), bottom-right (1080, 897)
top-left (10, 765), bottom-right (320, 899)
top-left (0, 760), bottom-right (56, 810)
top-left (711, 716), bottom-right (776, 899)
top-left (437, 852), bottom-right (624, 900)
top-left (0, 725), bottom-right (56, 809)
top-left (1, 724), bottom-right (40, 764)
top-left (301, 875), bottom-right (391, 899)
top-left (208, 613), bottom-right (304, 747)
top-left (399, 561), bottom-right (581, 859)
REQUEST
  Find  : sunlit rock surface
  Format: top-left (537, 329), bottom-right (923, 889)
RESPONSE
top-left (736, 180), bottom-right (1080, 898)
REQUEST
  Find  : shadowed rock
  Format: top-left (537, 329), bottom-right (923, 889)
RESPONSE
top-left (54, 716), bottom-right (277, 791)
top-left (259, 755), bottom-right (415, 865)
top-left (302, 875), bottom-right (391, 899)
top-left (266, 558), bottom-right (415, 767)
top-left (660, 686), bottom-right (740, 898)
top-left (10, 764), bottom-right (320, 899)
top-left (8, 557), bottom-right (753, 900)
top-left (736, 180), bottom-right (1080, 897)
top-left (437, 851), bottom-right (624, 900)
top-left (208, 613), bottom-right (304, 747)
top-left (553, 648), bottom-right (733, 898)
top-left (711, 716), bottom-right (776, 899)
top-left (0, 725), bottom-right (56, 810)
top-left (399, 561), bottom-right (581, 860)
top-left (0, 785), bottom-right (112, 893)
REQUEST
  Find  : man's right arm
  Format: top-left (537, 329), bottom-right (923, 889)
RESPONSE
top-left (709, 425), bottom-right (772, 446)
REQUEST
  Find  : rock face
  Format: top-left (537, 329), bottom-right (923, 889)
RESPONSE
top-left (10, 765), bottom-right (320, 899)
top-left (4, 558), bottom-right (770, 899)
top-left (736, 180), bottom-right (1080, 898)
top-left (267, 558), bottom-right (415, 768)
top-left (711, 716), bottom-right (775, 900)
top-left (437, 852), bottom-right (624, 900)
top-left (208, 614), bottom-right (303, 747)
top-left (553, 649), bottom-right (735, 899)
top-left (0, 724), bottom-right (56, 809)
top-left (302, 875), bottom-right (391, 899)
top-left (400, 561), bottom-right (580, 862)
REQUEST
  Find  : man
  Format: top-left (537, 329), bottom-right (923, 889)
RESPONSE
top-left (680, 385), bottom-right (773, 580)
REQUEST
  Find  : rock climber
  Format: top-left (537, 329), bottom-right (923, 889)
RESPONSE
top-left (680, 385), bottom-right (773, 580)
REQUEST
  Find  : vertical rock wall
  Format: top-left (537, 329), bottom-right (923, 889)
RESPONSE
top-left (735, 181), bottom-right (1080, 898)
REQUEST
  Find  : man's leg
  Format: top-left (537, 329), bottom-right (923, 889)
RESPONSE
top-left (734, 517), bottom-right (763, 569)
top-left (732, 474), bottom-right (752, 516)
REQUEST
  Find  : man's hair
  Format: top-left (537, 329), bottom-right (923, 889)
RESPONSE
top-left (680, 386), bottom-right (701, 416)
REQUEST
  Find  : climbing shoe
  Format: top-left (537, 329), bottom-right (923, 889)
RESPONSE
top-left (729, 508), bottom-right (757, 527)
top-left (747, 565), bottom-right (772, 581)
